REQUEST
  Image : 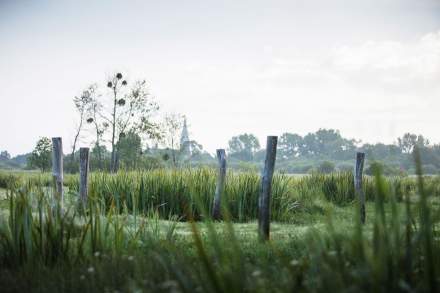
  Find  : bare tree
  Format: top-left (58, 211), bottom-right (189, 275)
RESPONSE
top-left (87, 90), bottom-right (108, 170)
top-left (162, 113), bottom-right (184, 167)
top-left (71, 85), bottom-right (95, 167)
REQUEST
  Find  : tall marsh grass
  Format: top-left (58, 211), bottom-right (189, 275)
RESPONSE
top-left (0, 169), bottom-right (435, 222)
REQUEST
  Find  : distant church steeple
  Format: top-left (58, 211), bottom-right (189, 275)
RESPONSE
top-left (180, 117), bottom-right (191, 155)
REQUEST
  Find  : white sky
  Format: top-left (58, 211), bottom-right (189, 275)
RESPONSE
top-left (0, 0), bottom-right (439, 156)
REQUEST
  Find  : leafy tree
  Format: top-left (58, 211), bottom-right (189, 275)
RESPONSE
top-left (398, 133), bottom-right (429, 154)
top-left (363, 143), bottom-right (388, 159)
top-left (417, 145), bottom-right (440, 170)
top-left (10, 153), bottom-right (30, 166)
top-left (299, 129), bottom-right (355, 159)
top-left (90, 144), bottom-right (110, 171)
top-left (0, 151), bottom-right (11, 161)
top-left (91, 73), bottom-right (160, 172)
top-left (117, 131), bottom-right (142, 170)
top-left (187, 140), bottom-right (203, 156)
top-left (228, 133), bottom-right (260, 161)
top-left (300, 133), bottom-right (318, 156)
top-left (28, 137), bottom-right (52, 172)
top-left (279, 133), bottom-right (302, 159)
top-left (173, 139), bottom-right (205, 165)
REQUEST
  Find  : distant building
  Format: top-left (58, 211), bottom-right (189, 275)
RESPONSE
top-left (180, 117), bottom-right (191, 156)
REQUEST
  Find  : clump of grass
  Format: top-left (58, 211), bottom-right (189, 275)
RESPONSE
top-left (86, 169), bottom-right (298, 222)
top-left (0, 184), bottom-right (178, 268)
top-left (0, 185), bottom-right (75, 266)
top-left (0, 171), bottom-right (77, 190)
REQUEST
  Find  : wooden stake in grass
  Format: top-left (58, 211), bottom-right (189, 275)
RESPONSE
top-left (212, 149), bottom-right (226, 220)
top-left (52, 137), bottom-right (64, 206)
top-left (355, 152), bottom-right (366, 224)
top-left (79, 147), bottom-right (90, 205)
top-left (258, 136), bottom-right (278, 241)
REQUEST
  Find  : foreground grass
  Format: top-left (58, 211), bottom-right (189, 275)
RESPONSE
top-left (0, 162), bottom-right (440, 292)
top-left (1, 194), bottom-right (436, 292)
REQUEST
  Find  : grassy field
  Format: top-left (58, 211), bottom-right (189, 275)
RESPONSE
top-left (0, 167), bottom-right (439, 292)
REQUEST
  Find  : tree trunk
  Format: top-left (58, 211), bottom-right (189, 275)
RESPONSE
top-left (110, 86), bottom-right (117, 172)
top-left (71, 117), bottom-right (83, 170)
top-left (93, 122), bottom-right (103, 170)
top-left (96, 141), bottom-right (103, 170)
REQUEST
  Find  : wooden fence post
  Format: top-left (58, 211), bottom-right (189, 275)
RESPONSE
top-left (212, 149), bottom-right (226, 220)
top-left (52, 137), bottom-right (64, 207)
top-left (355, 152), bottom-right (366, 224)
top-left (258, 136), bottom-right (278, 241)
top-left (79, 147), bottom-right (90, 205)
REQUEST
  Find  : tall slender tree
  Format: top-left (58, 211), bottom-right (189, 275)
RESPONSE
top-left (162, 113), bottom-right (184, 167)
top-left (71, 85), bottom-right (95, 169)
top-left (87, 90), bottom-right (107, 170)
top-left (90, 72), bottom-right (160, 172)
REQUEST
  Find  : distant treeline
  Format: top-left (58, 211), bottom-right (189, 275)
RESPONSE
top-left (225, 130), bottom-right (435, 175)
top-left (1, 129), bottom-right (438, 174)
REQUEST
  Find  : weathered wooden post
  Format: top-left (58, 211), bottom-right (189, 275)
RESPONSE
top-left (212, 149), bottom-right (226, 220)
top-left (258, 136), bottom-right (278, 241)
top-left (355, 152), bottom-right (366, 224)
top-left (79, 147), bottom-right (90, 205)
top-left (52, 137), bottom-right (64, 206)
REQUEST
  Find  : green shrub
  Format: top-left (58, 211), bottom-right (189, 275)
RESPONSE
top-left (317, 161), bottom-right (335, 174)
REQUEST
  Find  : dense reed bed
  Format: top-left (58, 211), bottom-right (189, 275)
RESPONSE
top-left (1, 169), bottom-right (437, 222)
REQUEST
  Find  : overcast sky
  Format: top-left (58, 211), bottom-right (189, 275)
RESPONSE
top-left (1, 0), bottom-right (439, 156)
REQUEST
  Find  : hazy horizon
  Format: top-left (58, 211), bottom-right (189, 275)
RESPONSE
top-left (1, 0), bottom-right (440, 156)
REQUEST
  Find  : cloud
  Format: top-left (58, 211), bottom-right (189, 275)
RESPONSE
top-left (329, 30), bottom-right (440, 93)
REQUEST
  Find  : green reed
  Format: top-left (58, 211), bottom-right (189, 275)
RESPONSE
top-left (1, 169), bottom-right (436, 223)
